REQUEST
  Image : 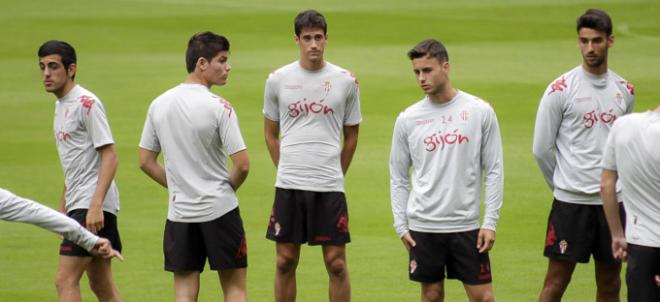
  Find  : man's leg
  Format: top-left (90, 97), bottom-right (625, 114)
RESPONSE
top-left (219, 268), bottom-right (247, 302)
top-left (86, 257), bottom-right (122, 302)
top-left (174, 271), bottom-right (200, 302)
top-left (322, 245), bottom-right (350, 302)
top-left (539, 259), bottom-right (576, 302)
top-left (594, 261), bottom-right (621, 302)
top-left (464, 283), bottom-right (494, 302)
top-left (275, 243), bottom-right (301, 302)
top-left (55, 255), bottom-right (92, 302)
top-left (421, 281), bottom-right (444, 302)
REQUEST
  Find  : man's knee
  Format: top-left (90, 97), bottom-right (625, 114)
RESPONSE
top-left (421, 283), bottom-right (443, 302)
top-left (88, 278), bottom-right (113, 297)
top-left (276, 254), bottom-right (299, 274)
top-left (55, 270), bottom-right (79, 292)
top-left (324, 257), bottom-right (347, 278)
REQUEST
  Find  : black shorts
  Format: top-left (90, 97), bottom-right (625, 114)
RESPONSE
top-left (544, 199), bottom-right (624, 263)
top-left (164, 208), bottom-right (247, 272)
top-left (60, 209), bottom-right (122, 257)
top-left (626, 244), bottom-right (660, 302)
top-left (266, 188), bottom-right (350, 246)
top-left (408, 230), bottom-right (492, 285)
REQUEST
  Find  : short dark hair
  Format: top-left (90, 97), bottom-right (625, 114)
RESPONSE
top-left (407, 39), bottom-right (449, 63)
top-left (38, 40), bottom-right (77, 79)
top-left (576, 9), bottom-right (613, 36)
top-left (185, 31), bottom-right (230, 73)
top-left (294, 10), bottom-right (327, 36)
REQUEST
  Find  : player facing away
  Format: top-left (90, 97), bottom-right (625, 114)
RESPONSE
top-left (601, 105), bottom-right (660, 301)
top-left (38, 40), bottom-right (123, 302)
top-left (139, 32), bottom-right (249, 302)
top-left (533, 9), bottom-right (635, 302)
top-left (0, 188), bottom-right (122, 260)
top-left (389, 39), bottom-right (503, 302)
top-left (263, 9), bottom-right (361, 302)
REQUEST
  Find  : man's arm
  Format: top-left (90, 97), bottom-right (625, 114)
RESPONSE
top-left (340, 125), bottom-right (359, 175)
top-left (389, 116), bottom-right (414, 249)
top-left (59, 184), bottom-right (66, 214)
top-left (601, 169), bottom-right (626, 260)
top-left (264, 118), bottom-right (281, 167)
top-left (87, 144), bottom-right (118, 234)
top-left (532, 88), bottom-right (564, 190)
top-left (479, 107), bottom-right (504, 253)
top-left (139, 148), bottom-right (167, 188)
top-left (0, 188), bottom-right (121, 259)
top-left (228, 149), bottom-right (249, 191)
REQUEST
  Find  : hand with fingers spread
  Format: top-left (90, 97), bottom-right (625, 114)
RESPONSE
top-left (477, 228), bottom-right (496, 253)
top-left (85, 206), bottom-right (104, 234)
top-left (400, 232), bottom-right (416, 251)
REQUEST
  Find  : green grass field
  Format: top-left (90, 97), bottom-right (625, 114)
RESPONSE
top-left (1, 0), bottom-right (659, 300)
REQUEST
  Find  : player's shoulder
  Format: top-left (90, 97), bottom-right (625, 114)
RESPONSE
top-left (327, 62), bottom-right (359, 84)
top-left (459, 90), bottom-right (495, 113)
top-left (266, 61), bottom-right (298, 82)
top-left (608, 69), bottom-right (635, 97)
top-left (543, 66), bottom-right (581, 96)
top-left (398, 98), bottom-right (428, 119)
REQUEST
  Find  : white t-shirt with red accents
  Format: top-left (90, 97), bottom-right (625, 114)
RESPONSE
top-left (140, 84), bottom-right (246, 223)
top-left (533, 66), bottom-right (635, 205)
top-left (263, 61), bottom-right (362, 193)
top-left (53, 85), bottom-right (119, 214)
top-left (0, 188), bottom-right (99, 251)
top-left (602, 111), bottom-right (660, 248)
top-left (389, 91), bottom-right (503, 236)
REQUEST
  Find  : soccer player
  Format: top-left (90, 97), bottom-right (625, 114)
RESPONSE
top-left (390, 39), bottom-right (503, 302)
top-left (533, 9), bottom-right (635, 302)
top-left (38, 40), bottom-right (123, 302)
top-left (601, 105), bottom-right (660, 301)
top-left (139, 32), bottom-right (249, 302)
top-left (0, 188), bottom-right (122, 260)
top-left (263, 9), bottom-right (361, 302)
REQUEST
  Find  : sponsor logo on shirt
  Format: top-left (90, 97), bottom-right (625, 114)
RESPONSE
top-left (284, 84), bottom-right (303, 90)
top-left (79, 95), bottom-right (95, 114)
top-left (575, 96), bottom-right (592, 102)
top-left (423, 129), bottom-right (469, 152)
top-left (288, 98), bottom-right (334, 118)
top-left (583, 108), bottom-right (617, 128)
top-left (415, 119), bottom-right (434, 125)
top-left (547, 77), bottom-right (567, 95)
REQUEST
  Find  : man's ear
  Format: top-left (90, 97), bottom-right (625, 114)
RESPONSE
top-left (67, 63), bottom-right (77, 79)
top-left (197, 57), bottom-right (208, 71)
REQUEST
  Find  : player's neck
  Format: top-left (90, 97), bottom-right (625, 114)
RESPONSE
top-left (299, 58), bottom-right (325, 71)
top-left (582, 62), bottom-right (608, 76)
top-left (54, 81), bottom-right (76, 99)
top-left (184, 73), bottom-right (210, 88)
top-left (428, 86), bottom-right (457, 104)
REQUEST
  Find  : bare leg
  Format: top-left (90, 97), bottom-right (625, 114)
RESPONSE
top-left (219, 268), bottom-right (247, 302)
top-left (595, 261), bottom-right (621, 302)
top-left (421, 281), bottom-right (444, 302)
top-left (539, 259), bottom-right (576, 302)
top-left (464, 283), bottom-right (495, 302)
top-left (322, 245), bottom-right (350, 302)
top-left (86, 257), bottom-right (122, 301)
top-left (55, 255), bottom-right (92, 302)
top-left (275, 243), bottom-right (300, 302)
top-left (174, 271), bottom-right (200, 302)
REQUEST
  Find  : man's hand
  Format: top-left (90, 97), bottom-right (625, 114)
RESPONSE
top-left (92, 238), bottom-right (123, 261)
top-left (611, 236), bottom-right (628, 261)
top-left (477, 229), bottom-right (496, 253)
top-left (86, 207), bottom-right (104, 234)
top-left (401, 232), bottom-right (416, 251)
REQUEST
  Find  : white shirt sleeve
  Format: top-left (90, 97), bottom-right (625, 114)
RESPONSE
top-left (0, 189), bottom-right (99, 252)
top-left (389, 114), bottom-right (412, 238)
top-left (532, 87), bottom-right (564, 190)
top-left (263, 75), bottom-right (280, 122)
top-left (82, 98), bottom-right (115, 148)
top-left (480, 106), bottom-right (504, 231)
top-left (139, 105), bottom-right (161, 152)
top-left (601, 122), bottom-right (618, 171)
top-left (343, 76), bottom-right (362, 126)
top-left (218, 102), bottom-right (247, 155)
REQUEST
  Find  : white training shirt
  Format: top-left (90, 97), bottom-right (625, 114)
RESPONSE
top-left (602, 111), bottom-right (660, 248)
top-left (389, 91), bottom-right (504, 237)
top-left (263, 61), bottom-right (362, 192)
top-left (139, 84), bottom-right (246, 223)
top-left (533, 66), bottom-right (635, 204)
top-left (53, 85), bottom-right (120, 214)
top-left (0, 188), bottom-right (98, 252)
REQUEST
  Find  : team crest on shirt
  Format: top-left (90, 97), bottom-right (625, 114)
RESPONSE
top-left (459, 110), bottom-right (469, 121)
top-left (323, 80), bottom-right (332, 93)
top-left (559, 240), bottom-right (568, 254)
top-left (615, 93), bottom-right (623, 105)
top-left (274, 222), bottom-right (281, 236)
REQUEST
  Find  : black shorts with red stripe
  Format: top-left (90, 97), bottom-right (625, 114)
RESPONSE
top-left (59, 209), bottom-right (122, 257)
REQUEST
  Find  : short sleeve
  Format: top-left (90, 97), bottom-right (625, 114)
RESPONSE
top-left (81, 96), bottom-right (114, 148)
top-left (218, 100), bottom-right (247, 155)
top-left (139, 103), bottom-right (161, 152)
top-left (343, 74), bottom-right (362, 126)
top-left (602, 122), bottom-right (618, 171)
top-left (263, 74), bottom-right (280, 122)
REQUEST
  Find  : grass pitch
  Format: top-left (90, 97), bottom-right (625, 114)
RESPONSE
top-left (1, 0), bottom-right (659, 300)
